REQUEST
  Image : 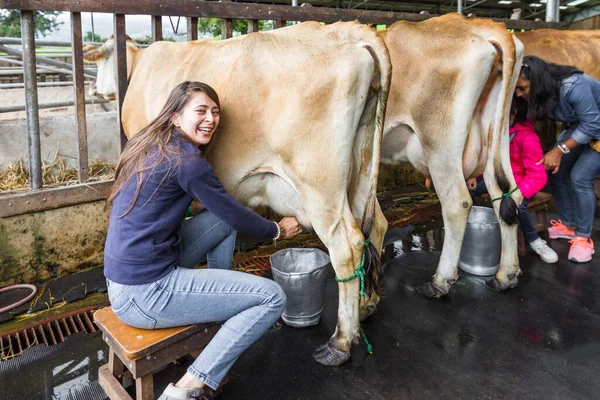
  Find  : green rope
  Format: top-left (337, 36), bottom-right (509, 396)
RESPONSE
top-left (491, 187), bottom-right (518, 203)
top-left (360, 325), bottom-right (373, 354)
top-left (335, 239), bottom-right (373, 354)
top-left (186, 206), bottom-right (193, 218)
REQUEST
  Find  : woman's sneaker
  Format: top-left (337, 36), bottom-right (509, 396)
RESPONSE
top-left (568, 236), bottom-right (595, 263)
top-left (529, 238), bottom-right (558, 263)
top-left (158, 383), bottom-right (215, 400)
top-left (548, 220), bottom-right (576, 240)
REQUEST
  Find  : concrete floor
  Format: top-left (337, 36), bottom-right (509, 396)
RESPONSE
top-left (2, 219), bottom-right (600, 399)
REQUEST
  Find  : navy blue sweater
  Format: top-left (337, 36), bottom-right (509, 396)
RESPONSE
top-left (104, 132), bottom-right (277, 285)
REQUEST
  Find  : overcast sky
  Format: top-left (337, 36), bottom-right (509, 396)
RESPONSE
top-left (48, 12), bottom-right (193, 42)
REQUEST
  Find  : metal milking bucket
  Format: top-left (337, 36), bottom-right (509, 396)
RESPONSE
top-left (270, 248), bottom-right (330, 328)
top-left (458, 206), bottom-right (502, 276)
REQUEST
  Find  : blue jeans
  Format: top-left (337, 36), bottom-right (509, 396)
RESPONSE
top-left (549, 130), bottom-right (600, 237)
top-left (106, 211), bottom-right (287, 390)
top-left (471, 179), bottom-right (538, 242)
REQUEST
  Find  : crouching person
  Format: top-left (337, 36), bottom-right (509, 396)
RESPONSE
top-left (468, 97), bottom-right (558, 263)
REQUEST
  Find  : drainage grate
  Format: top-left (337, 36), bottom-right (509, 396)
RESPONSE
top-left (233, 255), bottom-right (273, 276)
top-left (0, 310), bottom-right (97, 361)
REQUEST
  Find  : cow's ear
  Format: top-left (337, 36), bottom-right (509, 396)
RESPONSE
top-left (82, 45), bottom-right (106, 63)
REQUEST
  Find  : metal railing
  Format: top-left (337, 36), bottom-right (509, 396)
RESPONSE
top-left (0, 0), bottom-right (560, 218)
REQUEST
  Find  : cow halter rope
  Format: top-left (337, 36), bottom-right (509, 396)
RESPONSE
top-left (334, 239), bottom-right (374, 354)
top-left (491, 187), bottom-right (518, 203)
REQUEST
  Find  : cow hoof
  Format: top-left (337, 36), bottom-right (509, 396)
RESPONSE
top-left (485, 276), bottom-right (519, 291)
top-left (415, 282), bottom-right (447, 298)
top-left (313, 342), bottom-right (351, 366)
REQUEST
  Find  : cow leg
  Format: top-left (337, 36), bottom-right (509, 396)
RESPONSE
top-left (416, 160), bottom-right (471, 298)
top-left (305, 202), bottom-right (366, 366)
top-left (482, 165), bottom-right (522, 291)
top-left (359, 201), bottom-right (387, 321)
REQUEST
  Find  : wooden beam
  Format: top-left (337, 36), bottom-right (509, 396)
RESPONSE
top-left (221, 18), bottom-right (233, 39)
top-left (151, 15), bottom-right (163, 42)
top-left (248, 19), bottom-right (259, 33)
top-left (2, 0), bottom-right (559, 29)
top-left (0, 180), bottom-right (113, 218)
top-left (187, 16), bottom-right (198, 41)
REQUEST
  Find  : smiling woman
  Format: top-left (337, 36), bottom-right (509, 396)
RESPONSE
top-left (171, 90), bottom-right (220, 146)
top-left (103, 81), bottom-right (302, 400)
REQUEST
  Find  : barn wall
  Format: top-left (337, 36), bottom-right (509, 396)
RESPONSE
top-left (0, 201), bottom-right (108, 287)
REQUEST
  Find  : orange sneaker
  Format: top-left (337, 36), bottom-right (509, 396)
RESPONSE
top-left (568, 236), bottom-right (595, 263)
top-left (548, 220), bottom-right (576, 240)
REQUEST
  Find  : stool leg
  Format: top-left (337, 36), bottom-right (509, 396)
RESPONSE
top-left (535, 210), bottom-right (547, 231)
top-left (109, 349), bottom-right (125, 377)
top-left (136, 374), bottom-right (154, 400)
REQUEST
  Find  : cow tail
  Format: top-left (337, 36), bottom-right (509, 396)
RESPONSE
top-left (495, 166), bottom-right (519, 225)
top-left (360, 43), bottom-right (391, 297)
top-left (489, 39), bottom-right (519, 226)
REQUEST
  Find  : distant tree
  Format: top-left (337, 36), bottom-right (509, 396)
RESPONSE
top-left (83, 31), bottom-right (107, 43)
top-left (0, 10), bottom-right (62, 37)
top-left (198, 18), bottom-right (272, 37)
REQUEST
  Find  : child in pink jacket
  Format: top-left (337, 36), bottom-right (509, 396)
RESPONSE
top-left (468, 98), bottom-right (558, 263)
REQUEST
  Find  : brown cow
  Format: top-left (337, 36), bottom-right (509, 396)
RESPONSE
top-left (83, 21), bottom-right (391, 366)
top-left (516, 29), bottom-right (600, 80)
top-left (379, 13), bottom-right (524, 296)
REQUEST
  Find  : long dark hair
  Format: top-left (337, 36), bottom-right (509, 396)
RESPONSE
top-left (107, 81), bottom-right (220, 215)
top-left (520, 55), bottom-right (582, 121)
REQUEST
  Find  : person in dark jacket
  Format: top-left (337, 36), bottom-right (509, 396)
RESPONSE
top-left (104, 81), bottom-right (302, 400)
top-left (516, 55), bottom-right (600, 263)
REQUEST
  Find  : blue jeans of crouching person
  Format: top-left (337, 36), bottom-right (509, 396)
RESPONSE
top-left (106, 211), bottom-right (287, 390)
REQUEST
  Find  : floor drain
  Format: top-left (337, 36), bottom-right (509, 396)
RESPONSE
top-left (0, 309), bottom-right (97, 361)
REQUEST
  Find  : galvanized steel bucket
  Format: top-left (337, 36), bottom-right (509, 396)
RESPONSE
top-left (458, 206), bottom-right (501, 276)
top-left (270, 248), bottom-right (330, 328)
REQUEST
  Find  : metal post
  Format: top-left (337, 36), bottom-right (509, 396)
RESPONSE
top-left (91, 12), bottom-right (95, 41)
top-left (458, 0), bottom-right (463, 14)
top-left (114, 14), bottom-right (128, 150)
top-left (20, 10), bottom-right (42, 190)
top-left (71, 12), bottom-right (89, 182)
top-left (546, 0), bottom-right (558, 22)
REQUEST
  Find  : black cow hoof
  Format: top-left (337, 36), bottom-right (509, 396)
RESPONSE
top-left (485, 275), bottom-right (519, 292)
top-left (313, 342), bottom-right (351, 366)
top-left (416, 282), bottom-right (447, 298)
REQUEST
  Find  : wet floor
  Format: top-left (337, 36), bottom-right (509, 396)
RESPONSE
top-left (2, 216), bottom-right (600, 399)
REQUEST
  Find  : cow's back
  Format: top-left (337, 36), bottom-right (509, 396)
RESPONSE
top-left (516, 29), bottom-right (600, 80)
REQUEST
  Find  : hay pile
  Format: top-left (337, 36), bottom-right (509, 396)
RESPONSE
top-left (0, 156), bottom-right (115, 192)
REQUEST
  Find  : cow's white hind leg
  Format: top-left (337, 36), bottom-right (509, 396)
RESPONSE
top-left (359, 201), bottom-right (387, 321)
top-left (416, 159), bottom-right (472, 298)
top-left (305, 201), bottom-right (368, 366)
top-left (482, 164), bottom-right (522, 291)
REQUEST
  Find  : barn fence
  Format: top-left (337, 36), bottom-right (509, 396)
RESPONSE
top-left (0, 0), bottom-right (559, 219)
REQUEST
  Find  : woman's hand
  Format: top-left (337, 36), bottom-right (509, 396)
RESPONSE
top-left (537, 147), bottom-right (563, 174)
top-left (466, 178), bottom-right (477, 191)
top-left (278, 217), bottom-right (303, 240)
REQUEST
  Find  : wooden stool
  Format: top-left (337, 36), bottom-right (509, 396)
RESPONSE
top-left (477, 192), bottom-right (552, 256)
top-left (94, 307), bottom-right (219, 400)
